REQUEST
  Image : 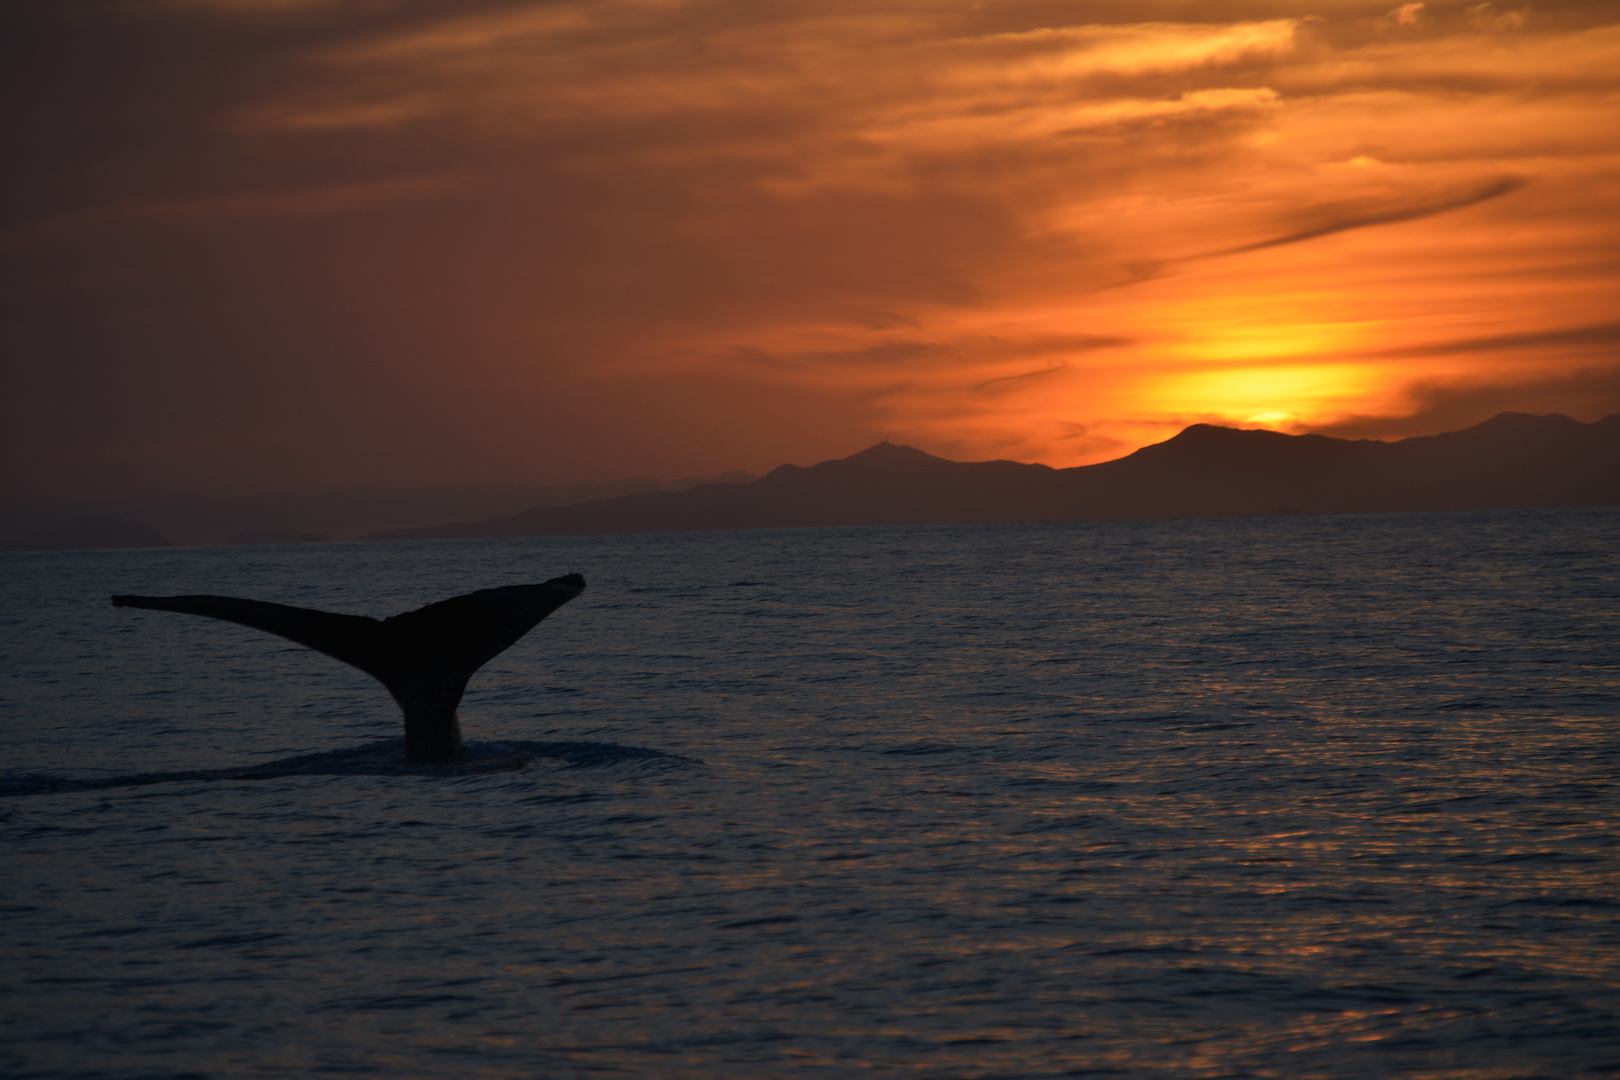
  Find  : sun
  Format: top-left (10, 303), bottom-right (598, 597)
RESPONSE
top-left (1246, 411), bottom-right (1296, 427)
top-left (1151, 363), bottom-right (1376, 429)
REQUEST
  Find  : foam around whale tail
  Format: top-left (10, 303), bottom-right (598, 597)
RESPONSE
top-left (112, 574), bottom-right (586, 761)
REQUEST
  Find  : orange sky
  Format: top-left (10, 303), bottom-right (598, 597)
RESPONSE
top-left (3, 0), bottom-right (1618, 499)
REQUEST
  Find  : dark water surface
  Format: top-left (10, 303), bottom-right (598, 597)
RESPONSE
top-left (3, 509), bottom-right (1617, 1078)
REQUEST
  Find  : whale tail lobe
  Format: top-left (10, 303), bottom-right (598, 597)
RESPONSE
top-left (112, 574), bottom-right (586, 761)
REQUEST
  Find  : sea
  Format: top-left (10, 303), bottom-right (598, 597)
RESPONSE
top-left (2, 508), bottom-right (1617, 1079)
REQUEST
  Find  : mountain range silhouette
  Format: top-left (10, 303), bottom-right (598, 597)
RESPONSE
top-left (365, 412), bottom-right (1619, 541)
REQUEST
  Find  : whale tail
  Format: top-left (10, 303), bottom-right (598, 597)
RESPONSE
top-left (112, 574), bottom-right (586, 761)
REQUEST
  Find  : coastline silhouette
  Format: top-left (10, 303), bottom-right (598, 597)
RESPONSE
top-left (0, 516), bottom-right (173, 551)
top-left (4, 414), bottom-right (1612, 550)
top-left (111, 575), bottom-right (586, 762)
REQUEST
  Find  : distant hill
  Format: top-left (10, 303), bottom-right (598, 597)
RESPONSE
top-left (227, 528), bottom-right (331, 546)
top-left (363, 412), bottom-right (1620, 541)
top-left (0, 516), bottom-right (173, 552)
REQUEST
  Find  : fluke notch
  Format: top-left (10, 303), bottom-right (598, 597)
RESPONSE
top-left (112, 575), bottom-right (586, 761)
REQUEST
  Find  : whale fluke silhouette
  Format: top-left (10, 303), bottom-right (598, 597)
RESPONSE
top-left (112, 575), bottom-right (586, 762)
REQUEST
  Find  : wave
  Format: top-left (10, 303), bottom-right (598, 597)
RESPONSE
top-left (0, 739), bottom-right (700, 798)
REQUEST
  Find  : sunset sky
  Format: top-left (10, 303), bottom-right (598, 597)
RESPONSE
top-left (4, 0), bottom-right (1618, 501)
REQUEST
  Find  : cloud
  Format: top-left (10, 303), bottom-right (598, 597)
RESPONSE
top-left (1209, 175), bottom-right (1528, 256)
top-left (976, 365), bottom-right (1070, 393)
top-left (1388, 4), bottom-right (1426, 28)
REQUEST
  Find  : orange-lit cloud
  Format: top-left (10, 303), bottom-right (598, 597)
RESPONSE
top-left (2, 1), bottom-right (1617, 499)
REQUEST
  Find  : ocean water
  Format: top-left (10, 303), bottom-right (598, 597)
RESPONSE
top-left (2, 509), bottom-right (1617, 1079)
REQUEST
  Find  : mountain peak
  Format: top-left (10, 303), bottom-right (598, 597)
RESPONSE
top-left (844, 441), bottom-right (943, 462)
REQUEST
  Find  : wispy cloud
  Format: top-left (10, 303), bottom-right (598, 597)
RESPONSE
top-left (1368, 321), bottom-right (1620, 358)
top-left (1209, 175), bottom-right (1528, 256)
